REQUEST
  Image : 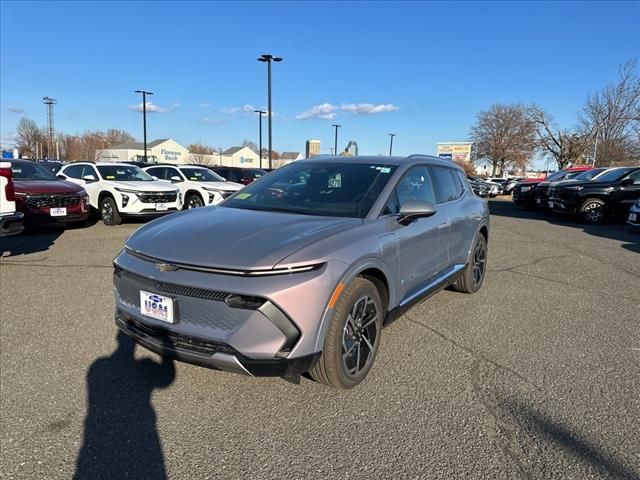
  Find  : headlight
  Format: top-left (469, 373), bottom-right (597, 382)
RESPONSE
top-left (203, 187), bottom-right (222, 193)
top-left (114, 187), bottom-right (142, 195)
top-left (520, 186), bottom-right (532, 192)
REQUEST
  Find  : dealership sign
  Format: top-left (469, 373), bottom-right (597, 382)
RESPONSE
top-left (437, 142), bottom-right (473, 163)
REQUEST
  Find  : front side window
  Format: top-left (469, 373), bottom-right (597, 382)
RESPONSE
top-left (80, 165), bottom-right (98, 179)
top-left (224, 161), bottom-right (397, 218)
top-left (594, 167), bottom-right (635, 183)
top-left (12, 162), bottom-right (57, 181)
top-left (624, 169), bottom-right (640, 184)
top-left (431, 166), bottom-right (463, 204)
top-left (382, 166), bottom-right (435, 215)
top-left (96, 165), bottom-right (154, 181)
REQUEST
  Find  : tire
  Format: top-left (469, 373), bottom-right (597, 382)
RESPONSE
top-left (451, 233), bottom-right (487, 294)
top-left (100, 196), bottom-right (122, 226)
top-left (309, 277), bottom-right (383, 389)
top-left (579, 198), bottom-right (606, 224)
top-left (185, 192), bottom-right (204, 209)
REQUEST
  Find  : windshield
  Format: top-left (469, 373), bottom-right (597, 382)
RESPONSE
top-left (594, 167), bottom-right (635, 183)
top-left (245, 169), bottom-right (266, 179)
top-left (97, 165), bottom-right (154, 181)
top-left (572, 168), bottom-right (605, 181)
top-left (179, 167), bottom-right (225, 182)
top-left (11, 162), bottom-right (57, 181)
top-left (224, 162), bottom-right (397, 218)
top-left (546, 171), bottom-right (567, 181)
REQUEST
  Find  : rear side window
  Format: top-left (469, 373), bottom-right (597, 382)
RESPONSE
top-left (625, 169), bottom-right (640, 185)
top-left (431, 166), bottom-right (463, 204)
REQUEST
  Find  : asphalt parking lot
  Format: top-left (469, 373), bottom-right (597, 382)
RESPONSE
top-left (1, 198), bottom-right (639, 480)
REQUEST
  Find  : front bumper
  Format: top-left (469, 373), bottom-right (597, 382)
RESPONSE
top-left (0, 211), bottom-right (24, 236)
top-left (116, 312), bottom-right (320, 380)
top-left (549, 193), bottom-right (580, 213)
top-left (113, 249), bottom-right (347, 373)
top-left (628, 207), bottom-right (640, 228)
top-left (512, 187), bottom-right (536, 205)
top-left (122, 208), bottom-right (180, 218)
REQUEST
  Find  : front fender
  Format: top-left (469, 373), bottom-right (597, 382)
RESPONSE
top-left (312, 255), bottom-right (394, 353)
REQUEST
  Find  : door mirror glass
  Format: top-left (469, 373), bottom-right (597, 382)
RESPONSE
top-left (82, 174), bottom-right (97, 182)
top-left (398, 200), bottom-right (437, 225)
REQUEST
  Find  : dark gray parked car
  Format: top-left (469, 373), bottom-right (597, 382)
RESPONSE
top-left (113, 155), bottom-right (490, 389)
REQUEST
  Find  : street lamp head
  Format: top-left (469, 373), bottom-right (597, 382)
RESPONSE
top-left (254, 110), bottom-right (266, 115)
top-left (273, 57), bottom-right (283, 62)
top-left (332, 124), bottom-right (341, 128)
top-left (258, 54), bottom-right (283, 63)
top-left (134, 90), bottom-right (154, 95)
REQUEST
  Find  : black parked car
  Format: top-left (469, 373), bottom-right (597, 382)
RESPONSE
top-left (533, 167), bottom-right (606, 211)
top-left (549, 167), bottom-right (640, 223)
top-left (207, 166), bottom-right (267, 185)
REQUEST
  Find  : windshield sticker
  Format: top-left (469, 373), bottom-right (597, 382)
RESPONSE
top-left (380, 167), bottom-right (391, 174)
top-left (105, 175), bottom-right (116, 179)
top-left (190, 177), bottom-right (199, 180)
top-left (12, 168), bottom-right (22, 173)
top-left (235, 193), bottom-right (252, 200)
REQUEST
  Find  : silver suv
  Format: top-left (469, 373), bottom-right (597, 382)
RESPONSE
top-left (113, 155), bottom-right (489, 389)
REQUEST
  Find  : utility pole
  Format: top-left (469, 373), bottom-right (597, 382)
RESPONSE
top-left (42, 97), bottom-right (56, 159)
top-left (254, 110), bottom-right (266, 168)
top-left (332, 124), bottom-right (341, 156)
top-left (388, 133), bottom-right (396, 156)
top-left (258, 54), bottom-right (283, 169)
top-left (134, 90), bottom-right (154, 162)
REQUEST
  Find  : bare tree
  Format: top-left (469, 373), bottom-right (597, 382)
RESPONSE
top-left (241, 139), bottom-right (258, 154)
top-left (580, 58), bottom-right (640, 166)
top-left (187, 143), bottom-right (215, 165)
top-left (470, 104), bottom-right (537, 176)
top-left (16, 117), bottom-right (46, 158)
top-left (527, 106), bottom-right (591, 169)
top-left (61, 129), bottom-right (137, 162)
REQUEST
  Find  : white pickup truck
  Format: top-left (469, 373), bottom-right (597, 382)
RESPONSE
top-left (0, 160), bottom-right (24, 236)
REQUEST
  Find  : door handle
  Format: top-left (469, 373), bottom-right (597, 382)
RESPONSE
top-left (437, 222), bottom-right (450, 229)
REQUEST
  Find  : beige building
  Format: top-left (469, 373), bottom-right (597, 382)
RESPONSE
top-left (96, 138), bottom-right (189, 164)
top-left (306, 139), bottom-right (321, 158)
top-left (221, 146), bottom-right (260, 168)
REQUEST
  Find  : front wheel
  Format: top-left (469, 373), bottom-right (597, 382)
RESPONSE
top-left (309, 277), bottom-right (383, 389)
top-left (451, 234), bottom-right (487, 294)
top-left (579, 198), bottom-right (606, 224)
top-left (185, 193), bottom-right (204, 209)
top-left (100, 196), bottom-right (122, 226)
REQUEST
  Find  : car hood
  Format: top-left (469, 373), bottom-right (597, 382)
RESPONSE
top-left (125, 206), bottom-right (362, 270)
top-left (106, 180), bottom-right (179, 192)
top-left (14, 180), bottom-right (84, 194)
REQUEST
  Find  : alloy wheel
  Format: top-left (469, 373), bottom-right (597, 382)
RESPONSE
top-left (472, 240), bottom-right (486, 288)
top-left (187, 195), bottom-right (204, 209)
top-left (101, 200), bottom-right (113, 223)
top-left (342, 295), bottom-right (379, 377)
top-left (583, 202), bottom-right (604, 222)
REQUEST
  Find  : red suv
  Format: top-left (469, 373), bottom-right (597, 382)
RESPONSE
top-left (11, 159), bottom-right (90, 226)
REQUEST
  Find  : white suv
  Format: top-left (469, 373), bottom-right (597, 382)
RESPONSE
top-left (143, 164), bottom-right (243, 209)
top-left (59, 162), bottom-right (181, 225)
top-left (0, 161), bottom-right (24, 236)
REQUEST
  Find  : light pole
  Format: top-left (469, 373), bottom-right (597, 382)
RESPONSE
top-left (134, 90), bottom-right (153, 162)
top-left (257, 54), bottom-right (283, 169)
top-left (254, 109), bottom-right (266, 168)
top-left (332, 124), bottom-right (341, 156)
top-left (388, 133), bottom-right (396, 156)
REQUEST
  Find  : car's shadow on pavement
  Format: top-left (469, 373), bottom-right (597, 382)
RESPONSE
top-left (498, 398), bottom-right (639, 479)
top-left (0, 225), bottom-right (65, 257)
top-left (488, 199), bottom-right (640, 254)
top-left (74, 331), bottom-right (175, 480)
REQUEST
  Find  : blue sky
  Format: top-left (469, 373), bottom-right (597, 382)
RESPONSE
top-left (1, 1), bottom-right (639, 164)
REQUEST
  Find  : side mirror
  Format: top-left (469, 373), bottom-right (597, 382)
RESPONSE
top-left (398, 200), bottom-right (437, 225)
top-left (82, 174), bottom-right (97, 182)
top-left (151, 176), bottom-right (159, 180)
top-left (57, 174), bottom-right (66, 180)
top-left (170, 175), bottom-right (182, 183)
top-left (620, 178), bottom-right (634, 187)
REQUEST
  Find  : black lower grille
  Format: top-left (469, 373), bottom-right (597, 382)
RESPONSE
top-left (138, 192), bottom-right (177, 203)
top-left (220, 191), bottom-right (234, 199)
top-left (25, 194), bottom-right (81, 208)
top-left (122, 314), bottom-right (233, 356)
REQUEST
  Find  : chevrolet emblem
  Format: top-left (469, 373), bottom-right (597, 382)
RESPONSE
top-left (156, 262), bottom-right (178, 272)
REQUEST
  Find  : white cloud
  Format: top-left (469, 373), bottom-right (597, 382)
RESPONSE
top-left (223, 104), bottom-right (257, 115)
top-left (295, 102), bottom-right (399, 120)
top-left (201, 117), bottom-right (224, 125)
top-left (295, 103), bottom-right (338, 120)
top-left (6, 105), bottom-right (24, 114)
top-left (129, 102), bottom-right (181, 113)
top-left (340, 103), bottom-right (399, 115)
top-left (200, 102), bottom-right (211, 108)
